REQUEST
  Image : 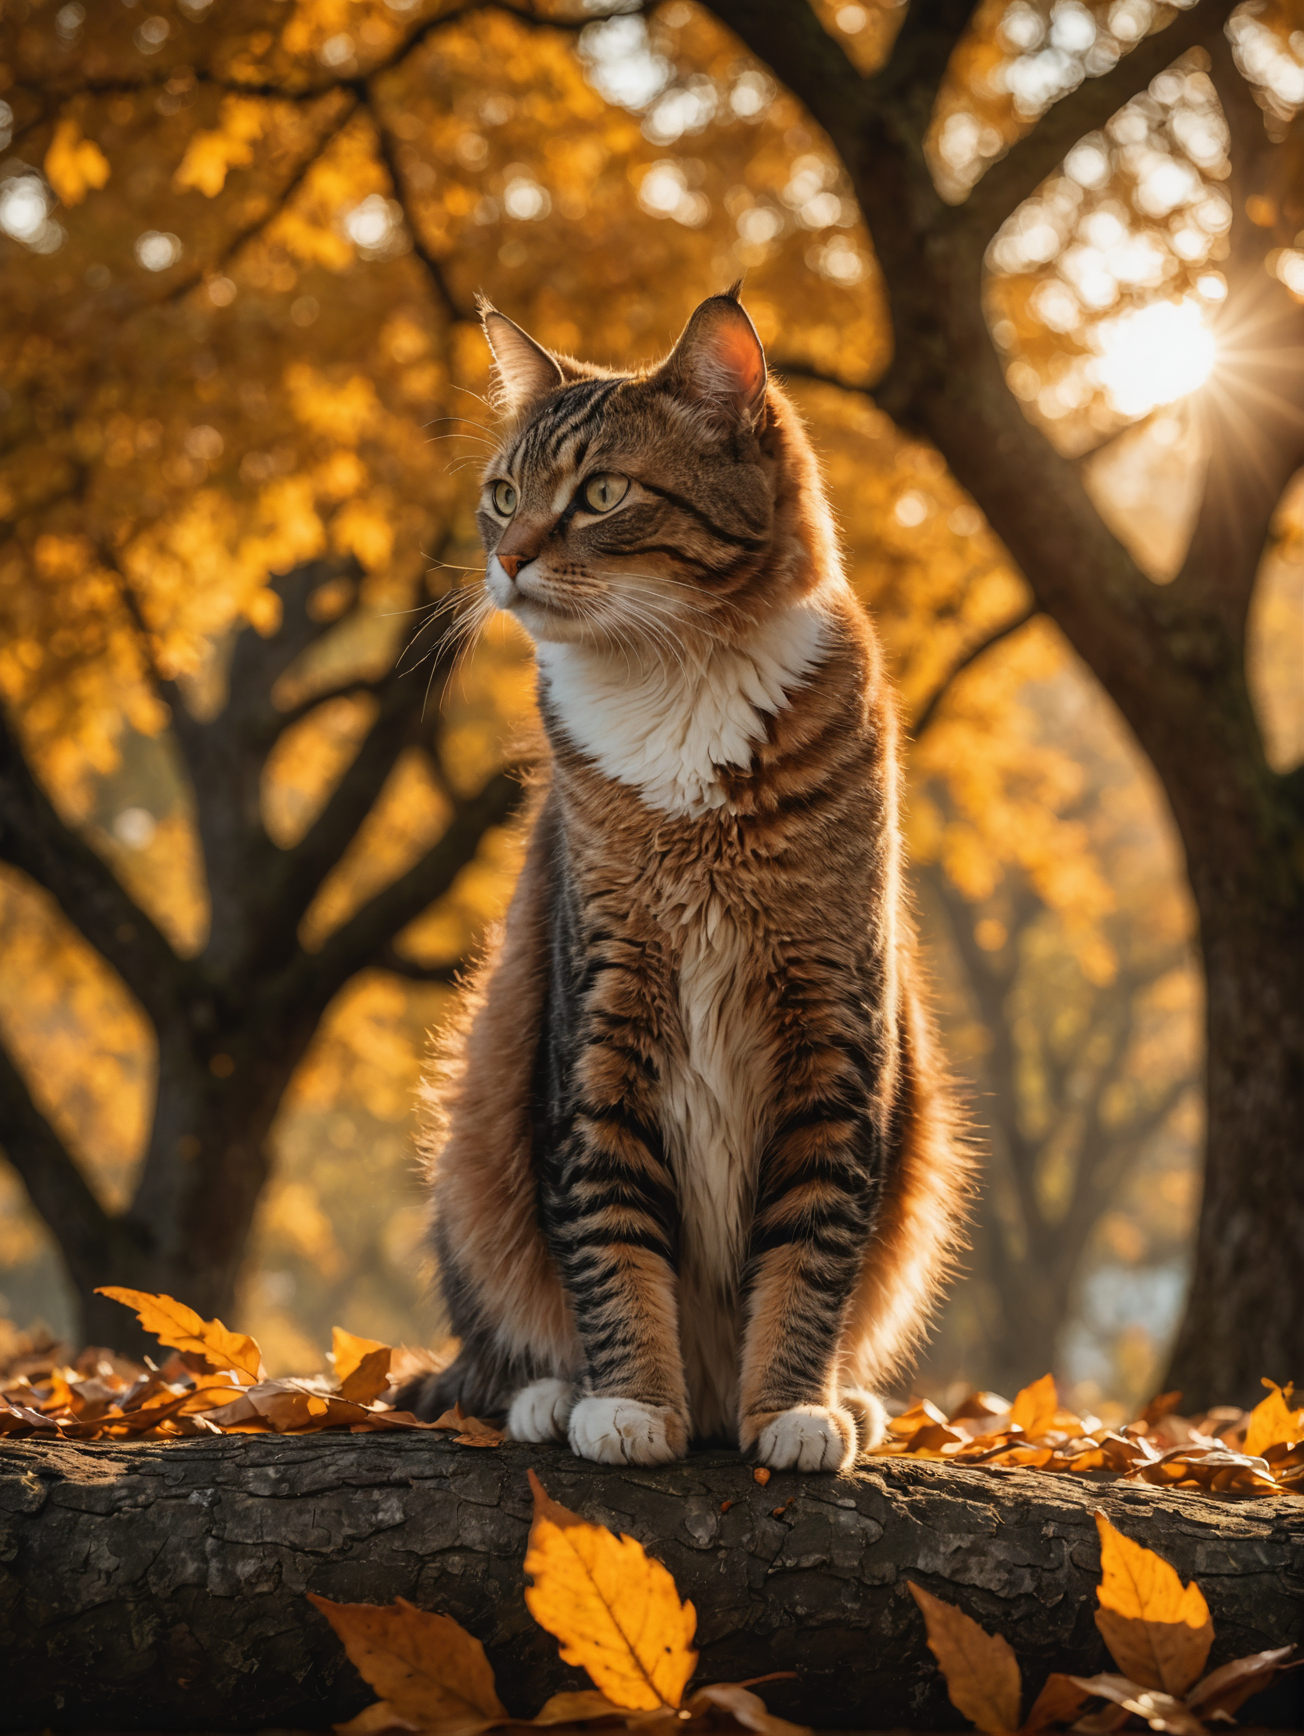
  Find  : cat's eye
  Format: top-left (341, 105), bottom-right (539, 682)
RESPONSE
top-left (491, 480), bottom-right (517, 516)
top-left (581, 473), bottom-right (629, 513)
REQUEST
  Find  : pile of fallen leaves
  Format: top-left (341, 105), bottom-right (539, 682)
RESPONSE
top-left (878, 1372), bottom-right (1304, 1497)
top-left (0, 1287), bottom-right (501, 1445)
top-left (1, 1290), bottom-right (1301, 1501)
top-left (310, 1473), bottom-right (1298, 1736)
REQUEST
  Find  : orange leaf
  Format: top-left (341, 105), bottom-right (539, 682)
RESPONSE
top-left (1093, 1514), bottom-right (1211, 1695)
top-left (907, 1583), bottom-right (1021, 1735)
top-left (1068, 1673), bottom-right (1205, 1736)
top-left (1008, 1374), bottom-right (1057, 1438)
top-left (334, 1327), bottom-right (393, 1405)
top-left (753, 1466), bottom-right (771, 1486)
top-left (309, 1594), bottom-right (506, 1729)
top-left (95, 1287), bottom-right (261, 1384)
top-left (524, 1468), bottom-right (697, 1711)
top-left (1242, 1383), bottom-right (1303, 1459)
top-left (333, 1703), bottom-right (422, 1736)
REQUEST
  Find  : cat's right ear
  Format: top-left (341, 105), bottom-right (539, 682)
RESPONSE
top-left (479, 299), bottom-right (564, 416)
top-left (657, 291), bottom-right (767, 430)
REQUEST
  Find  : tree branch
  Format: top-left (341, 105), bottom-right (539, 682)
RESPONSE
top-left (910, 605), bottom-right (1037, 738)
top-left (375, 943), bottom-right (459, 984)
top-left (365, 96), bottom-right (469, 325)
top-left (963, 0), bottom-right (1240, 235)
top-left (0, 1037), bottom-right (129, 1283)
top-left (290, 768), bottom-right (522, 1012)
top-left (0, 710), bottom-right (181, 1031)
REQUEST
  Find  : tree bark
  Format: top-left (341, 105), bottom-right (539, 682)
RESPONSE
top-left (1, 1436), bottom-right (1300, 1733)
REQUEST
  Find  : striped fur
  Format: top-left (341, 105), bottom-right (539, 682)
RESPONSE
top-left (398, 291), bottom-right (972, 1470)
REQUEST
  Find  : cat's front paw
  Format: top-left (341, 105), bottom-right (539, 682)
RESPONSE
top-left (507, 1378), bottom-right (576, 1443)
top-left (750, 1404), bottom-right (857, 1472)
top-left (568, 1396), bottom-right (688, 1466)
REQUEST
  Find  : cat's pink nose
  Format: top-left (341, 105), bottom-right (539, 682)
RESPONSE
top-left (498, 553), bottom-right (527, 580)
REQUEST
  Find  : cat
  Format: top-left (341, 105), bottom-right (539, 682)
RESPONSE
top-left (396, 287), bottom-right (971, 1471)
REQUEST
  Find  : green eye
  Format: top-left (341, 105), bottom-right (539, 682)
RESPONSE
top-left (582, 473), bottom-right (629, 513)
top-left (491, 480), bottom-right (517, 515)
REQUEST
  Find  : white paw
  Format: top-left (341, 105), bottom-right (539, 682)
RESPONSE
top-left (567, 1397), bottom-right (684, 1466)
top-left (507, 1378), bottom-right (576, 1443)
top-left (756, 1405), bottom-right (855, 1472)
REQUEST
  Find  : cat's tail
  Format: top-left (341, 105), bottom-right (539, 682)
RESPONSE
top-left (840, 969), bottom-right (977, 1393)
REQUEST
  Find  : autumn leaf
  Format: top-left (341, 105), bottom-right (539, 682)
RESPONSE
top-left (334, 1703), bottom-right (422, 1736)
top-left (44, 119), bottom-right (110, 206)
top-left (309, 1594), bottom-right (507, 1730)
top-left (1242, 1382), bottom-right (1303, 1459)
top-left (1020, 1672), bottom-right (1089, 1734)
top-left (532, 1691), bottom-right (631, 1725)
top-left (1068, 1673), bottom-right (1205, 1736)
top-left (685, 1682), bottom-right (810, 1736)
top-left (907, 1583), bottom-right (1021, 1735)
top-left (334, 1327), bottom-right (393, 1405)
top-left (1185, 1644), bottom-right (1298, 1720)
top-left (95, 1287), bottom-right (261, 1383)
top-left (172, 95), bottom-right (265, 197)
top-left (1093, 1513), bottom-right (1212, 1696)
top-left (524, 1469), bottom-right (698, 1712)
top-left (1008, 1374), bottom-right (1058, 1438)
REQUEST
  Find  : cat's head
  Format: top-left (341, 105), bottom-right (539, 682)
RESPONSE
top-left (473, 288), bottom-right (833, 651)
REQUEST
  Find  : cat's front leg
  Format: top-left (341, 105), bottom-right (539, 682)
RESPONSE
top-left (737, 1013), bottom-right (886, 1473)
top-left (544, 995), bottom-right (691, 1467)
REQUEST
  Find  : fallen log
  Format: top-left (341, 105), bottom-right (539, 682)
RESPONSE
top-left (1, 1433), bottom-right (1301, 1732)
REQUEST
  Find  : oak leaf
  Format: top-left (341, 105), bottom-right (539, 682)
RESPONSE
top-left (309, 1594), bottom-right (507, 1730)
top-left (334, 1327), bottom-right (393, 1405)
top-left (1008, 1374), bottom-right (1058, 1439)
top-left (96, 1287), bottom-right (261, 1383)
top-left (524, 1468), bottom-right (698, 1712)
top-left (907, 1582), bottom-right (1020, 1735)
top-left (1092, 1513), bottom-right (1211, 1696)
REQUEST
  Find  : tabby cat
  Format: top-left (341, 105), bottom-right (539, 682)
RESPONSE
top-left (397, 288), bottom-right (970, 1471)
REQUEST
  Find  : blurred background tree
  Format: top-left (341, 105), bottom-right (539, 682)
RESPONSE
top-left (0, 0), bottom-right (1298, 1401)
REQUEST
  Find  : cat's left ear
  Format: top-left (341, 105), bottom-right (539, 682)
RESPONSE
top-left (657, 286), bottom-right (767, 429)
top-left (479, 298), bottom-right (565, 416)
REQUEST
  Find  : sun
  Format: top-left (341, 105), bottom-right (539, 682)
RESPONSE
top-left (1093, 298), bottom-right (1217, 420)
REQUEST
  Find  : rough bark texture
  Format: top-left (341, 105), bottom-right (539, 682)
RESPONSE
top-left (2, 1435), bottom-right (1301, 1733)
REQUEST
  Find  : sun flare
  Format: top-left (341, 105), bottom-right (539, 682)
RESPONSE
top-left (1093, 298), bottom-right (1217, 420)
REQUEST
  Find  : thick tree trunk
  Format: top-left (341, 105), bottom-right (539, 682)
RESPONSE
top-left (2, 1436), bottom-right (1301, 1733)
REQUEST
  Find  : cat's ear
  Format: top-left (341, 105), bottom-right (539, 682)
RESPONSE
top-left (479, 299), bottom-right (564, 415)
top-left (658, 287), bottom-right (767, 428)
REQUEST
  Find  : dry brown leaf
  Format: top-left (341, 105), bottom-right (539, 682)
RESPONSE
top-left (95, 1286), bottom-right (261, 1383)
top-left (1008, 1374), bottom-right (1058, 1438)
top-left (1019, 1671), bottom-right (1088, 1734)
top-left (309, 1593), bottom-right (507, 1729)
top-left (1068, 1673), bottom-right (1204, 1735)
top-left (685, 1682), bottom-right (810, 1736)
top-left (1092, 1514), bottom-right (1211, 1696)
top-left (334, 1327), bottom-right (393, 1406)
top-left (524, 1468), bottom-right (698, 1712)
top-left (1185, 1644), bottom-right (1297, 1719)
top-left (907, 1582), bottom-right (1021, 1735)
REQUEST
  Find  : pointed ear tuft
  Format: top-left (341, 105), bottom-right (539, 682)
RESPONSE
top-left (724, 278), bottom-right (743, 301)
top-left (480, 303), bottom-right (565, 416)
top-left (659, 293), bottom-right (766, 428)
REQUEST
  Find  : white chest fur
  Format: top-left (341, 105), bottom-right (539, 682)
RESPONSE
top-left (534, 600), bottom-right (827, 817)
